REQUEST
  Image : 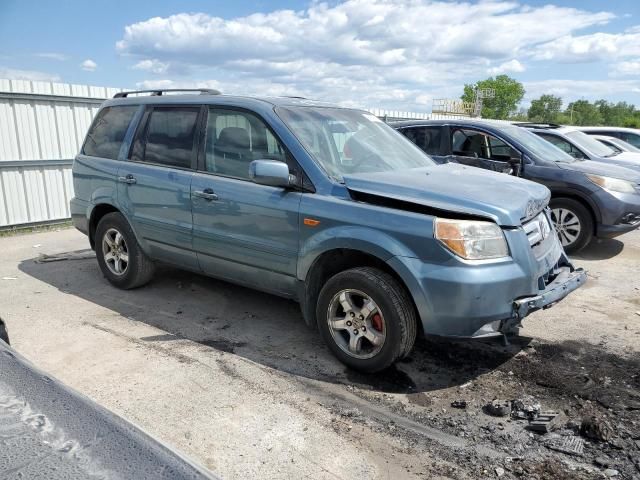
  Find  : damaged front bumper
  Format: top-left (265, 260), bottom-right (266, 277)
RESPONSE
top-left (472, 265), bottom-right (587, 338)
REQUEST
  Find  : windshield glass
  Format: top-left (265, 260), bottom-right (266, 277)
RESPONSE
top-left (566, 131), bottom-right (617, 157)
top-left (276, 106), bottom-right (435, 180)
top-left (502, 125), bottom-right (576, 163)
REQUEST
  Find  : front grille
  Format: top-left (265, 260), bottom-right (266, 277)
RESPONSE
top-left (523, 211), bottom-right (553, 248)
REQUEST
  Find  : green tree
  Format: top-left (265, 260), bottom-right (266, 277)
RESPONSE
top-left (527, 95), bottom-right (563, 123)
top-left (565, 100), bottom-right (603, 126)
top-left (461, 75), bottom-right (525, 119)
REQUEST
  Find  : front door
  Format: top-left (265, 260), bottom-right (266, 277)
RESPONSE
top-left (118, 105), bottom-right (201, 270)
top-left (449, 127), bottom-right (518, 174)
top-left (191, 107), bottom-right (302, 296)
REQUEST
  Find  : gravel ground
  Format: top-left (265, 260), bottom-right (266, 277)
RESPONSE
top-left (1, 227), bottom-right (639, 479)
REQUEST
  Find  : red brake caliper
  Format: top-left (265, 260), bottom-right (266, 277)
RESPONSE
top-left (371, 313), bottom-right (383, 332)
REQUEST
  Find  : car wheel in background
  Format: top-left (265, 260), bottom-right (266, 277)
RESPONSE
top-left (549, 198), bottom-right (593, 254)
top-left (95, 212), bottom-right (155, 289)
top-left (316, 267), bottom-right (417, 373)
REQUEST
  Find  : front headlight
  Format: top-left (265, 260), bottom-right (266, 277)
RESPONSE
top-left (586, 174), bottom-right (636, 194)
top-left (434, 218), bottom-right (509, 260)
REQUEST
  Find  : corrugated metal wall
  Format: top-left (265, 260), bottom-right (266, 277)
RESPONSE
top-left (0, 79), bottom-right (466, 228)
top-left (0, 79), bottom-right (122, 227)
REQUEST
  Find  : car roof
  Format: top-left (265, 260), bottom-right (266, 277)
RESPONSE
top-left (102, 92), bottom-right (344, 110)
top-left (390, 118), bottom-right (515, 129)
top-left (578, 126), bottom-right (640, 133)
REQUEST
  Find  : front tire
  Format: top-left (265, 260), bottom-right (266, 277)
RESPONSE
top-left (316, 267), bottom-right (417, 373)
top-left (95, 212), bottom-right (155, 289)
top-left (549, 198), bottom-right (593, 254)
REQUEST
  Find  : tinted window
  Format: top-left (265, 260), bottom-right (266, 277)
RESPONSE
top-left (401, 127), bottom-right (442, 155)
top-left (132, 107), bottom-right (199, 168)
top-left (204, 108), bottom-right (286, 179)
top-left (536, 133), bottom-right (584, 158)
top-left (620, 132), bottom-right (640, 148)
top-left (451, 128), bottom-right (515, 160)
top-left (82, 106), bottom-right (137, 160)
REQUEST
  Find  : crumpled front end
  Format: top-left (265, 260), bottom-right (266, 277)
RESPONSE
top-left (387, 209), bottom-right (586, 339)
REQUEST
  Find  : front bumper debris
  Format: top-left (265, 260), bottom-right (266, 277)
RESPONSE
top-left (513, 266), bottom-right (587, 319)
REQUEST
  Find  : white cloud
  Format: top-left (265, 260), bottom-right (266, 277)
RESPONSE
top-left (0, 66), bottom-right (60, 82)
top-left (34, 52), bottom-right (69, 61)
top-left (81, 59), bottom-right (97, 71)
top-left (531, 28), bottom-right (640, 63)
top-left (488, 59), bottom-right (525, 75)
top-left (611, 59), bottom-right (640, 77)
top-left (132, 59), bottom-right (169, 74)
top-left (116, 1), bottom-right (625, 110)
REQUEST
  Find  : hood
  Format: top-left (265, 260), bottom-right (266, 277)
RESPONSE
top-left (343, 163), bottom-right (550, 227)
top-left (557, 159), bottom-right (640, 182)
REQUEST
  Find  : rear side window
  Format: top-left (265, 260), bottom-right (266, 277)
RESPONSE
top-left (131, 107), bottom-right (200, 168)
top-left (620, 132), bottom-right (640, 148)
top-left (82, 106), bottom-right (137, 160)
top-left (401, 127), bottom-right (442, 155)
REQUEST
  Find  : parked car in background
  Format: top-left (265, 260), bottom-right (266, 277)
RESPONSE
top-left (592, 134), bottom-right (640, 154)
top-left (579, 126), bottom-right (640, 149)
top-left (71, 90), bottom-right (585, 372)
top-left (515, 123), bottom-right (640, 172)
top-left (394, 119), bottom-right (640, 252)
top-left (0, 321), bottom-right (218, 480)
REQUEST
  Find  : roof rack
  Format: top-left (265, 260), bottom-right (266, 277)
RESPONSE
top-left (513, 122), bottom-right (561, 129)
top-left (113, 88), bottom-right (221, 98)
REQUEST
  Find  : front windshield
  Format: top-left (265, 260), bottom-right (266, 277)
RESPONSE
top-left (566, 131), bottom-right (617, 157)
top-left (502, 125), bottom-right (576, 163)
top-left (276, 106), bottom-right (435, 180)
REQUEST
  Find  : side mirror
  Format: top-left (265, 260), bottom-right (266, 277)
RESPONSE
top-left (249, 160), bottom-right (296, 188)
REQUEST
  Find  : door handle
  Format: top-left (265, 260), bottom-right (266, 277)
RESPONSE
top-left (118, 174), bottom-right (137, 184)
top-left (192, 188), bottom-right (218, 201)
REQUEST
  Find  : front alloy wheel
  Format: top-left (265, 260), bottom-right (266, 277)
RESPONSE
top-left (327, 289), bottom-right (386, 360)
top-left (316, 267), bottom-right (417, 372)
top-left (551, 208), bottom-right (582, 248)
top-left (548, 198), bottom-right (593, 253)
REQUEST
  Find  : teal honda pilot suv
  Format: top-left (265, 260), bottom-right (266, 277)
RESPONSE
top-left (71, 89), bottom-right (585, 372)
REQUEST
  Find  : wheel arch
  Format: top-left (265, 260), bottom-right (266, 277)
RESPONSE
top-left (299, 247), bottom-right (421, 337)
top-left (548, 190), bottom-right (599, 236)
top-left (88, 203), bottom-right (121, 249)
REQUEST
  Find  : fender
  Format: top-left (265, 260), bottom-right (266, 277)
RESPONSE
top-left (548, 187), bottom-right (602, 223)
top-left (297, 225), bottom-right (418, 281)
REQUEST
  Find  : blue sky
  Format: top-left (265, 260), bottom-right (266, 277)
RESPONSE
top-left (1, 0), bottom-right (639, 112)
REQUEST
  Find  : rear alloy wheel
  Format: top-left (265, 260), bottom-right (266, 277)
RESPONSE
top-left (549, 198), bottom-right (593, 254)
top-left (316, 267), bottom-right (417, 372)
top-left (95, 212), bottom-right (155, 289)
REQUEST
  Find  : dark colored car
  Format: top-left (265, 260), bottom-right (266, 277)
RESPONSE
top-left (394, 119), bottom-right (640, 252)
top-left (0, 319), bottom-right (218, 480)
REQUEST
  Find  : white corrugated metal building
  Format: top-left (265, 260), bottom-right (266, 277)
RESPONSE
top-left (0, 79), bottom-right (459, 228)
top-left (0, 79), bottom-right (123, 228)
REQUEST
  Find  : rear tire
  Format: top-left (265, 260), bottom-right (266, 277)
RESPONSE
top-left (549, 198), bottom-right (593, 254)
top-left (95, 212), bottom-right (155, 289)
top-left (316, 267), bottom-right (417, 373)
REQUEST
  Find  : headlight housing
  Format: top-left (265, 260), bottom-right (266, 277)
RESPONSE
top-left (434, 218), bottom-right (509, 260)
top-left (586, 174), bottom-right (636, 194)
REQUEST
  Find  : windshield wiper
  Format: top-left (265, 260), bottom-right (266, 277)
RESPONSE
top-left (605, 151), bottom-right (621, 157)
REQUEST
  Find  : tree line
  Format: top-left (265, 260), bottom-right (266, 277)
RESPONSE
top-left (460, 75), bottom-right (640, 128)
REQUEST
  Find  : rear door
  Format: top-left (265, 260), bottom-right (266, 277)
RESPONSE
top-left (190, 107), bottom-right (302, 296)
top-left (117, 105), bottom-right (202, 269)
top-left (448, 127), bottom-right (518, 174)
